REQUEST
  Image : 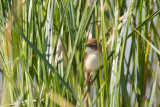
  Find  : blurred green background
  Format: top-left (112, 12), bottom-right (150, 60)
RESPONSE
top-left (0, 0), bottom-right (160, 106)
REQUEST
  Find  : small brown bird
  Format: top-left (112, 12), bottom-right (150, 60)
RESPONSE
top-left (83, 39), bottom-right (103, 107)
top-left (83, 39), bottom-right (103, 82)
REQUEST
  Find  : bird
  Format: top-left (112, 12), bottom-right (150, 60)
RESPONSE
top-left (83, 39), bottom-right (103, 83)
top-left (83, 38), bottom-right (103, 107)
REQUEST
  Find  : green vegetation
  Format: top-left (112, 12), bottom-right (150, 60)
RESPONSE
top-left (0, 0), bottom-right (160, 106)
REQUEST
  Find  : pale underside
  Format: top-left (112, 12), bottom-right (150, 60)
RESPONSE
top-left (84, 50), bottom-right (103, 72)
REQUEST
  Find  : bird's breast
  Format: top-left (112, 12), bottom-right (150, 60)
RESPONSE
top-left (84, 51), bottom-right (103, 72)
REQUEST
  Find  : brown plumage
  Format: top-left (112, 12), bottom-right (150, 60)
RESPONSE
top-left (86, 39), bottom-right (102, 52)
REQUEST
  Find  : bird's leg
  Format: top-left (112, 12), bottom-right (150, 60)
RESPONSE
top-left (85, 72), bottom-right (90, 85)
top-left (84, 72), bottom-right (93, 85)
top-left (88, 73), bottom-right (93, 85)
top-left (84, 72), bottom-right (90, 107)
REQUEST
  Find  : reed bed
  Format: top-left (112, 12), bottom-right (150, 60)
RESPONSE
top-left (0, 0), bottom-right (160, 106)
